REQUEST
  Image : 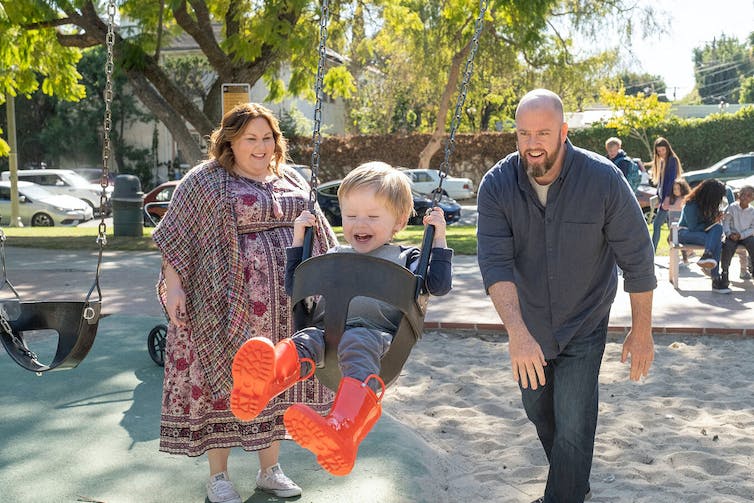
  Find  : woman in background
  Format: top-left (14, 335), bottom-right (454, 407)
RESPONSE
top-left (651, 137), bottom-right (684, 250)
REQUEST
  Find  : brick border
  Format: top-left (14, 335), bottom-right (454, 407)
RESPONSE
top-left (423, 321), bottom-right (752, 337)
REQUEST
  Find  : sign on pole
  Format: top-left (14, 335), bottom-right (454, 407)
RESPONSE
top-left (222, 83), bottom-right (251, 116)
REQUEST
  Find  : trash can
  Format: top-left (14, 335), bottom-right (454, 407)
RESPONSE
top-left (112, 174), bottom-right (144, 237)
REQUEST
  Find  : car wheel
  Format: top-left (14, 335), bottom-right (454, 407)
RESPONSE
top-left (31, 213), bottom-right (54, 227)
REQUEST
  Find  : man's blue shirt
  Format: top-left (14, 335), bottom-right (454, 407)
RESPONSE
top-left (477, 140), bottom-right (657, 358)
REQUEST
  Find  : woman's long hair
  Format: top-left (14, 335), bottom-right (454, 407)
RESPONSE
top-left (650, 137), bottom-right (684, 186)
top-left (685, 179), bottom-right (727, 223)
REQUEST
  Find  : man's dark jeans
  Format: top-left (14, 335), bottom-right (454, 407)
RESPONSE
top-left (520, 318), bottom-right (608, 503)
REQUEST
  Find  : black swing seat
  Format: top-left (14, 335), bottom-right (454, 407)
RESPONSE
top-left (291, 252), bottom-right (428, 392)
top-left (0, 300), bottom-right (101, 373)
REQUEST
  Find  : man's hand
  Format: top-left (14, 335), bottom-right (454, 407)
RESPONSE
top-left (509, 330), bottom-right (547, 389)
top-left (621, 329), bottom-right (654, 381)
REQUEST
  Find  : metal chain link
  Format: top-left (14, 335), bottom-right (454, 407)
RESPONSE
top-left (98, 0), bottom-right (116, 246)
top-left (0, 305), bottom-right (36, 361)
top-left (307, 0), bottom-right (330, 211)
top-left (433, 0), bottom-right (488, 206)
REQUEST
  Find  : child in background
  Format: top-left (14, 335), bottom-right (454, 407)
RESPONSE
top-left (230, 161), bottom-right (453, 476)
top-left (667, 179), bottom-right (692, 264)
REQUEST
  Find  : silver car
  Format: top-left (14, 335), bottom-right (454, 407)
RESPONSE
top-left (0, 181), bottom-right (94, 226)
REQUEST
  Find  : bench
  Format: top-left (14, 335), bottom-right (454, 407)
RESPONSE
top-left (668, 222), bottom-right (750, 289)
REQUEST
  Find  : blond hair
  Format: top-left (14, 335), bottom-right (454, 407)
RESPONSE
top-left (338, 162), bottom-right (415, 225)
top-left (605, 137), bottom-right (622, 149)
top-left (207, 102), bottom-right (288, 176)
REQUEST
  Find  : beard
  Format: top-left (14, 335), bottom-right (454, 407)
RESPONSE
top-left (519, 137), bottom-right (563, 178)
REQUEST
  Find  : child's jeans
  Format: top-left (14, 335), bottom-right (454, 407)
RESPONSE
top-left (292, 326), bottom-right (392, 391)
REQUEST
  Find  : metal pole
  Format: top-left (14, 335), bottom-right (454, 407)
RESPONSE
top-left (5, 93), bottom-right (23, 227)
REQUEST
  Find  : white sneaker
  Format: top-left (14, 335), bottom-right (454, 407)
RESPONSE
top-left (256, 463), bottom-right (302, 497)
top-left (206, 472), bottom-right (242, 503)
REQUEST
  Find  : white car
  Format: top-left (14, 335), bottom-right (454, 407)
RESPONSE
top-left (1, 169), bottom-right (112, 214)
top-left (400, 168), bottom-right (475, 200)
top-left (0, 181), bottom-right (94, 226)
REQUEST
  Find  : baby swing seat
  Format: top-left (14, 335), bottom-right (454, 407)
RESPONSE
top-left (291, 252), bottom-right (428, 391)
top-left (0, 299), bottom-right (100, 372)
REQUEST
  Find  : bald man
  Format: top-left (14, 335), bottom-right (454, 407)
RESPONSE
top-left (476, 89), bottom-right (656, 503)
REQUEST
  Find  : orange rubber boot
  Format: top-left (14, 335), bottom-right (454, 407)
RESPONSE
top-left (230, 338), bottom-right (314, 421)
top-left (284, 374), bottom-right (385, 476)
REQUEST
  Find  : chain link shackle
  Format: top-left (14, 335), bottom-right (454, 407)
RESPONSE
top-left (308, 0), bottom-right (331, 211)
top-left (433, 0), bottom-right (488, 206)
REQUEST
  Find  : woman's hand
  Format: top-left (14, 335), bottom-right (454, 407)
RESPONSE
top-left (293, 209), bottom-right (316, 247)
top-left (163, 261), bottom-right (187, 327)
top-left (166, 285), bottom-right (188, 328)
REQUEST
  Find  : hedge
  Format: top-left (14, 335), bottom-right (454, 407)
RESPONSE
top-left (287, 106), bottom-right (754, 186)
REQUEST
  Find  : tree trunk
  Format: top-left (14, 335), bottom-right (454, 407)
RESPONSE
top-left (417, 40), bottom-right (471, 169)
top-left (125, 70), bottom-right (204, 165)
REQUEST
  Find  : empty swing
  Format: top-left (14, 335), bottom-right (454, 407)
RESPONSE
top-left (0, 0), bottom-right (116, 373)
top-left (292, 0), bottom-right (488, 392)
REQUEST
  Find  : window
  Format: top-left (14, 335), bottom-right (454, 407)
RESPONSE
top-left (414, 172), bottom-right (433, 183)
top-left (155, 187), bottom-right (174, 202)
top-left (725, 158), bottom-right (748, 175)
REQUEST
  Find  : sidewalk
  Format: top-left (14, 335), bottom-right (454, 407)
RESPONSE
top-left (0, 246), bottom-right (751, 503)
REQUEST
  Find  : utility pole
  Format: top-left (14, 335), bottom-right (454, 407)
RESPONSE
top-left (5, 93), bottom-right (23, 227)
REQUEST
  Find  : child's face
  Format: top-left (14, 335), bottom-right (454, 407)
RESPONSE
top-left (673, 183), bottom-right (681, 196)
top-left (340, 187), bottom-right (405, 254)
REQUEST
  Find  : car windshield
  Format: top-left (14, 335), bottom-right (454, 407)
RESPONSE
top-left (19, 184), bottom-right (55, 200)
top-left (61, 171), bottom-right (95, 187)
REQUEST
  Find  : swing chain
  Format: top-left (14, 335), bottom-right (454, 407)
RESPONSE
top-left (307, 0), bottom-right (330, 211)
top-left (0, 306), bottom-right (37, 361)
top-left (433, 0), bottom-right (488, 207)
top-left (98, 0), bottom-right (117, 247)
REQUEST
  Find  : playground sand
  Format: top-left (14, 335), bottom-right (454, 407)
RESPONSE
top-left (384, 330), bottom-right (754, 502)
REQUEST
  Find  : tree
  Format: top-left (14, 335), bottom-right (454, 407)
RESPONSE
top-left (693, 34), bottom-right (754, 104)
top-left (352, 0), bottom-right (659, 168)
top-left (599, 86), bottom-right (672, 158)
top-left (616, 71), bottom-right (667, 97)
top-left (1, 0), bottom-right (355, 165)
top-left (0, 2), bottom-right (85, 156)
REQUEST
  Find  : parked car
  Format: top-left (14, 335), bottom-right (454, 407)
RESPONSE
top-left (143, 180), bottom-right (180, 226)
top-left (1, 169), bottom-right (112, 215)
top-left (399, 168), bottom-right (475, 200)
top-left (682, 152), bottom-right (754, 187)
top-left (316, 179), bottom-right (461, 226)
top-left (71, 168), bottom-right (116, 187)
top-left (285, 163), bottom-right (313, 182)
top-left (727, 174), bottom-right (754, 197)
top-left (0, 181), bottom-right (93, 226)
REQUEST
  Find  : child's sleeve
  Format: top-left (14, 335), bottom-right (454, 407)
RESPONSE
top-left (425, 248), bottom-right (454, 296)
top-left (284, 247), bottom-right (304, 296)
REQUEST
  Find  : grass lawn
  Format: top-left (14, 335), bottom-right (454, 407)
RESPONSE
top-left (0, 223), bottom-right (668, 256)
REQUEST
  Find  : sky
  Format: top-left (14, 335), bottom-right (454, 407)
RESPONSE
top-left (628, 0), bottom-right (754, 100)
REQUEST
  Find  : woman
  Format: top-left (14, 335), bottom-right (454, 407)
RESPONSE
top-left (677, 178), bottom-right (729, 293)
top-left (153, 103), bottom-right (336, 503)
top-left (650, 137), bottom-right (684, 250)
